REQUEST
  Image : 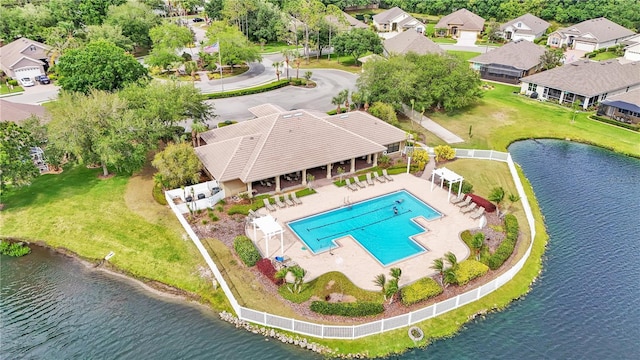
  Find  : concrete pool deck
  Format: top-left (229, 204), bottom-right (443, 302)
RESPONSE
top-left (249, 173), bottom-right (477, 291)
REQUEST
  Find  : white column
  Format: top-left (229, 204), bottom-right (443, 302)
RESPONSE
top-left (373, 153), bottom-right (378, 166)
top-left (366, 154), bottom-right (372, 164)
top-left (430, 171), bottom-right (435, 192)
top-left (302, 169), bottom-right (307, 185)
top-left (350, 158), bottom-right (355, 173)
top-left (326, 164), bottom-right (332, 179)
top-left (559, 91), bottom-right (565, 104)
top-left (280, 231), bottom-right (284, 256)
top-left (275, 176), bottom-right (281, 192)
top-left (447, 181), bottom-right (452, 202)
top-left (265, 235), bottom-right (269, 258)
top-left (247, 182), bottom-right (253, 198)
top-left (458, 179), bottom-right (463, 197)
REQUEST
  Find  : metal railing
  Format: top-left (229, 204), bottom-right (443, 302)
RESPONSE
top-left (167, 149), bottom-right (537, 339)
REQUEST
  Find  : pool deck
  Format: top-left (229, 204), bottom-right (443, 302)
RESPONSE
top-left (249, 173), bottom-right (476, 291)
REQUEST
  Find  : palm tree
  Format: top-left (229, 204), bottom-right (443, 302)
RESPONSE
top-left (489, 186), bottom-right (506, 216)
top-left (331, 94), bottom-right (343, 114)
top-left (184, 61), bottom-right (198, 83)
top-left (443, 268), bottom-right (457, 288)
top-left (293, 55), bottom-right (302, 79)
top-left (507, 193), bottom-right (520, 212)
top-left (340, 89), bottom-right (350, 112)
top-left (275, 265), bottom-right (306, 293)
top-left (304, 71), bottom-right (312, 86)
top-left (385, 278), bottom-right (399, 304)
top-left (390, 267), bottom-right (402, 282)
top-left (430, 258), bottom-right (445, 286)
top-left (272, 61), bottom-right (282, 81)
top-left (282, 49), bottom-right (295, 79)
top-left (471, 232), bottom-right (485, 260)
top-left (191, 122), bottom-right (209, 147)
top-left (373, 273), bottom-right (387, 300)
top-left (444, 251), bottom-right (458, 270)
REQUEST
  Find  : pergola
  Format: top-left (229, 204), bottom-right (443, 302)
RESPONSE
top-left (430, 167), bottom-right (464, 202)
top-left (251, 215), bottom-right (284, 257)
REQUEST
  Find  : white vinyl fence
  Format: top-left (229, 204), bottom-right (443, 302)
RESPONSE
top-left (167, 150), bottom-right (537, 339)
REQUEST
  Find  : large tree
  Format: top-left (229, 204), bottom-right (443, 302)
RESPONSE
top-left (332, 28), bottom-right (383, 65)
top-left (285, 0), bottom-right (326, 62)
top-left (105, 0), bottom-right (161, 49)
top-left (149, 23), bottom-right (194, 50)
top-left (86, 24), bottom-right (134, 51)
top-left (152, 142), bottom-right (202, 189)
top-left (206, 22), bottom-right (262, 69)
top-left (0, 122), bottom-right (40, 199)
top-left (56, 40), bottom-right (148, 93)
top-left (540, 48), bottom-right (565, 71)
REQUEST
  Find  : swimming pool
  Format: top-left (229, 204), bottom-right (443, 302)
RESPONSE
top-left (287, 190), bottom-right (442, 266)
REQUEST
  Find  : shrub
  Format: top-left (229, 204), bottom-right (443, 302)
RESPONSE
top-left (0, 240), bottom-right (31, 257)
top-left (400, 278), bottom-right (443, 305)
top-left (152, 184), bottom-right (168, 205)
top-left (256, 258), bottom-right (282, 285)
top-left (233, 235), bottom-right (261, 267)
top-left (468, 194), bottom-right (497, 212)
top-left (487, 214), bottom-right (519, 270)
top-left (228, 201), bottom-right (264, 215)
top-left (309, 301), bottom-right (384, 317)
top-left (8, 79), bottom-right (18, 86)
top-left (461, 180), bottom-right (474, 194)
top-left (590, 115), bottom-right (639, 132)
top-left (202, 79), bottom-right (289, 99)
top-left (217, 120), bottom-right (237, 128)
top-left (454, 260), bottom-right (489, 285)
top-left (434, 145), bottom-right (455, 162)
top-left (368, 102), bottom-right (398, 125)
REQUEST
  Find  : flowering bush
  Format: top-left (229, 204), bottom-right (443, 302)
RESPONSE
top-left (256, 258), bottom-right (282, 285)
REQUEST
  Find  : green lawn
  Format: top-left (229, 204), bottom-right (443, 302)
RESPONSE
top-left (0, 165), bottom-right (232, 312)
top-left (1, 83), bottom-right (24, 94)
top-left (591, 51), bottom-right (619, 61)
top-left (447, 50), bottom-right (481, 61)
top-left (258, 42), bottom-right (297, 54)
top-left (298, 54), bottom-right (363, 73)
top-left (427, 83), bottom-right (640, 157)
top-left (431, 37), bottom-right (457, 44)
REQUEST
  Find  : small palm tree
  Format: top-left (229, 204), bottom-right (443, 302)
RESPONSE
top-left (340, 89), bottom-right (350, 112)
top-left (191, 122), bottom-right (209, 147)
top-left (390, 267), bottom-right (402, 282)
top-left (275, 265), bottom-right (306, 293)
top-left (282, 49), bottom-right (295, 79)
top-left (444, 251), bottom-right (458, 270)
top-left (443, 268), bottom-right (457, 288)
top-left (471, 232), bottom-right (485, 260)
top-left (507, 193), bottom-right (520, 212)
top-left (303, 71), bottom-right (312, 86)
top-left (373, 273), bottom-right (387, 300)
top-left (293, 55), bottom-right (302, 79)
top-left (184, 61), bottom-right (198, 83)
top-left (385, 278), bottom-right (399, 304)
top-left (489, 187), bottom-right (506, 216)
top-left (331, 95), bottom-right (343, 114)
top-left (272, 61), bottom-right (281, 81)
top-left (430, 258), bottom-right (445, 286)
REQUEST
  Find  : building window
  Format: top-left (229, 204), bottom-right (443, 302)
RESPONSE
top-left (386, 142), bottom-right (400, 153)
top-left (528, 83), bottom-right (537, 92)
top-left (517, 22), bottom-right (522, 28)
top-left (601, 93), bottom-right (608, 100)
top-left (551, 37), bottom-right (559, 45)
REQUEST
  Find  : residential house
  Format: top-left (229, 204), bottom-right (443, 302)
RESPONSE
top-left (622, 34), bottom-right (640, 62)
top-left (469, 40), bottom-right (546, 84)
top-left (597, 89), bottom-right (640, 124)
top-left (372, 7), bottom-right (425, 34)
top-left (383, 30), bottom-right (444, 57)
top-left (547, 17), bottom-right (635, 51)
top-left (194, 104), bottom-right (407, 196)
top-left (0, 100), bottom-right (46, 124)
top-left (0, 37), bottom-right (51, 80)
top-left (520, 60), bottom-right (640, 109)
top-left (326, 11), bottom-right (368, 31)
top-left (500, 13), bottom-right (550, 42)
top-left (435, 8), bottom-right (485, 45)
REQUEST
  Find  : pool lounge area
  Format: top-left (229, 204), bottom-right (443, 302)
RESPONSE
top-left (247, 173), bottom-right (476, 291)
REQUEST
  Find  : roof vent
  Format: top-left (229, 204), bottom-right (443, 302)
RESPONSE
top-left (293, 112), bottom-right (303, 117)
top-left (340, 114), bottom-right (349, 118)
top-left (283, 114), bottom-right (293, 118)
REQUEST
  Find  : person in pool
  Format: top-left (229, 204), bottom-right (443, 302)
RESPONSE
top-left (393, 206), bottom-right (398, 215)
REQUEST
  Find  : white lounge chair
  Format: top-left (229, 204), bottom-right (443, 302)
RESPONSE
top-left (263, 198), bottom-right (276, 212)
top-left (373, 172), bottom-right (386, 183)
top-left (291, 192), bottom-right (302, 205)
top-left (273, 196), bottom-right (286, 208)
top-left (456, 196), bottom-right (472, 208)
top-left (450, 194), bottom-right (466, 204)
top-left (345, 178), bottom-right (358, 191)
top-left (353, 176), bottom-right (366, 188)
top-left (461, 203), bottom-right (478, 214)
top-left (284, 194), bottom-right (295, 207)
top-left (365, 173), bottom-right (375, 186)
top-left (382, 169), bottom-right (393, 181)
top-left (470, 207), bottom-right (485, 219)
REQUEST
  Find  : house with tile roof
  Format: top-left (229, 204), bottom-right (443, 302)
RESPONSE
top-left (500, 13), bottom-right (550, 42)
top-left (0, 100), bottom-right (47, 124)
top-left (194, 105), bottom-right (408, 196)
top-left (372, 7), bottom-right (425, 34)
top-left (326, 11), bottom-right (368, 31)
top-left (597, 89), bottom-right (640, 124)
top-left (0, 37), bottom-right (51, 80)
top-left (469, 40), bottom-right (546, 84)
top-left (383, 30), bottom-right (443, 57)
top-left (519, 60), bottom-right (640, 109)
top-left (435, 9), bottom-right (485, 45)
top-left (621, 34), bottom-right (640, 62)
top-left (547, 17), bottom-right (635, 52)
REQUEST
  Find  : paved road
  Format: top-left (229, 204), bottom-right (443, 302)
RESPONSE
top-left (439, 44), bottom-right (498, 53)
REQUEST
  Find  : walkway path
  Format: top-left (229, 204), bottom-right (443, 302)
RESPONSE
top-left (401, 104), bottom-right (464, 144)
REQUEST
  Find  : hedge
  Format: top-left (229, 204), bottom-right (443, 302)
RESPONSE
top-left (202, 79), bottom-right (290, 99)
top-left (256, 258), bottom-right (282, 285)
top-left (400, 278), bottom-right (443, 305)
top-left (468, 193), bottom-right (496, 213)
top-left (310, 301), bottom-right (384, 317)
top-left (454, 260), bottom-right (489, 285)
top-left (589, 115), bottom-right (639, 132)
top-left (487, 214), bottom-right (519, 270)
top-left (233, 235), bottom-right (261, 267)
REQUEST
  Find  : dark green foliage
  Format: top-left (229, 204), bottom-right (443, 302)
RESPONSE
top-left (488, 214), bottom-right (519, 270)
top-left (0, 240), bottom-right (31, 257)
top-left (461, 180), bottom-right (474, 194)
top-left (227, 201), bottom-right (264, 215)
top-left (310, 301), bottom-right (384, 317)
top-left (461, 230), bottom-right (491, 263)
top-left (590, 115), bottom-right (639, 131)
top-left (454, 260), bottom-right (489, 285)
top-left (152, 184), bottom-right (167, 205)
top-left (400, 278), bottom-right (443, 305)
top-left (0, 122), bottom-right (39, 195)
top-left (202, 80), bottom-right (289, 99)
top-left (233, 235), bottom-right (261, 267)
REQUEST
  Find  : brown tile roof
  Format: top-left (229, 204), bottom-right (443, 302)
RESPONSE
top-left (554, 17), bottom-right (635, 44)
top-left (500, 13), bottom-right (550, 36)
top-left (384, 30), bottom-right (444, 56)
top-left (0, 100), bottom-right (46, 123)
top-left (326, 11), bottom-right (368, 30)
top-left (435, 9), bottom-right (485, 31)
top-left (0, 37), bottom-right (50, 72)
top-left (373, 7), bottom-right (406, 25)
top-left (603, 88), bottom-right (640, 107)
top-left (197, 108), bottom-right (405, 183)
top-left (521, 60), bottom-right (640, 96)
top-left (469, 40), bottom-right (546, 70)
top-left (248, 103), bottom-right (287, 118)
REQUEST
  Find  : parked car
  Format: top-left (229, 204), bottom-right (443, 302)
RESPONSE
top-left (36, 75), bottom-right (51, 85)
top-left (192, 17), bottom-right (204, 23)
top-left (19, 77), bottom-right (35, 87)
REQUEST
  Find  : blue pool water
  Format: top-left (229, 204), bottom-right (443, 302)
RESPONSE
top-left (287, 190), bottom-right (442, 266)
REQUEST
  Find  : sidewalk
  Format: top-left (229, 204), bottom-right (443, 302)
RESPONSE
top-left (401, 104), bottom-right (464, 144)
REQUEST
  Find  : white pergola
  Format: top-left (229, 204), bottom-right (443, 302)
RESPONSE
top-left (252, 215), bottom-right (284, 258)
top-left (430, 167), bottom-right (464, 202)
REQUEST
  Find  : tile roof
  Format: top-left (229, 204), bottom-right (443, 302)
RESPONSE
top-left (0, 37), bottom-right (50, 71)
top-left (197, 108), bottom-right (406, 183)
top-left (0, 100), bottom-right (46, 123)
top-left (554, 17), bottom-right (635, 44)
top-left (602, 88), bottom-right (640, 108)
top-left (248, 103), bottom-right (287, 118)
top-left (500, 13), bottom-right (550, 36)
top-left (384, 30), bottom-right (444, 56)
top-left (435, 8), bottom-right (485, 31)
top-left (326, 11), bottom-right (368, 30)
top-left (373, 7), bottom-right (406, 25)
top-left (469, 40), bottom-right (546, 70)
top-left (520, 60), bottom-right (640, 96)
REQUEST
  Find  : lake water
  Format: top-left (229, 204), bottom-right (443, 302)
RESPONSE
top-left (2, 140), bottom-right (639, 359)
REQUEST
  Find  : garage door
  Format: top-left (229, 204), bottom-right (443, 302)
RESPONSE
top-left (574, 42), bottom-right (595, 52)
top-left (14, 67), bottom-right (42, 80)
top-left (456, 31), bottom-right (478, 46)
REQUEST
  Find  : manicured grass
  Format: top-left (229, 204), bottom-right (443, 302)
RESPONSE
top-left (153, 73), bottom-right (200, 82)
top-left (428, 83), bottom-right (640, 157)
top-left (431, 37), bottom-right (457, 44)
top-left (258, 42), bottom-right (297, 54)
top-left (591, 51), bottom-right (619, 61)
top-left (298, 55), bottom-right (362, 73)
top-left (278, 271), bottom-right (382, 304)
top-left (1, 83), bottom-right (24, 94)
top-left (207, 66), bottom-right (250, 79)
top-left (0, 165), bottom-right (231, 312)
top-left (447, 50), bottom-right (481, 61)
